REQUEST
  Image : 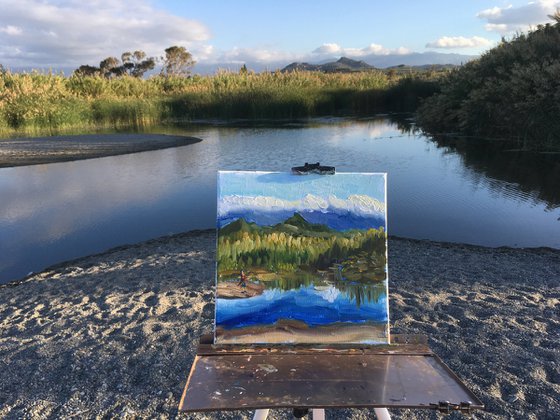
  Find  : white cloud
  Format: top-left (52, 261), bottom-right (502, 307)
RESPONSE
top-left (312, 43), bottom-right (342, 54)
top-left (477, 0), bottom-right (560, 34)
top-left (311, 42), bottom-right (409, 59)
top-left (0, 0), bottom-right (211, 67)
top-left (0, 25), bottom-right (23, 36)
top-left (219, 194), bottom-right (385, 218)
top-left (426, 36), bottom-right (493, 49)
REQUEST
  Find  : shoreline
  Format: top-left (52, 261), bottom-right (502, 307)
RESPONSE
top-left (1, 230), bottom-right (559, 418)
top-left (0, 133), bottom-right (202, 168)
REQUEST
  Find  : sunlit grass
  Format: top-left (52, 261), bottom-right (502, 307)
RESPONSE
top-left (0, 70), bottom-right (441, 136)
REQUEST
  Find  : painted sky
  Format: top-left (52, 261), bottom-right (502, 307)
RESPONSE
top-left (218, 171), bottom-right (386, 204)
top-left (1, 0), bottom-right (559, 70)
top-left (217, 171), bottom-right (387, 229)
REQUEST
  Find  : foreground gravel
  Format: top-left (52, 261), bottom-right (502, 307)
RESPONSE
top-left (0, 230), bottom-right (558, 419)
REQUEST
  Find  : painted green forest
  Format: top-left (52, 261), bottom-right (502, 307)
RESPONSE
top-left (217, 213), bottom-right (386, 279)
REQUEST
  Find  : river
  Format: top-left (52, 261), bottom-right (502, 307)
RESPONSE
top-left (1, 116), bottom-right (559, 284)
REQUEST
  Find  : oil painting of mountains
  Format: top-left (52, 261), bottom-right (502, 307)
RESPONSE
top-left (215, 171), bottom-right (389, 344)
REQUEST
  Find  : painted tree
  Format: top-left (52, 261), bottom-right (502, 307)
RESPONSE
top-left (161, 46), bottom-right (195, 77)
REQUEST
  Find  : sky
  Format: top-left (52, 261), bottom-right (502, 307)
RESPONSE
top-left (1, 0), bottom-right (559, 72)
top-left (217, 171), bottom-right (386, 215)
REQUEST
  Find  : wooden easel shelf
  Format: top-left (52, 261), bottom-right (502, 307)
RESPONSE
top-left (179, 334), bottom-right (483, 413)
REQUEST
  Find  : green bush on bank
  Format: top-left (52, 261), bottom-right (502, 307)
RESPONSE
top-left (417, 18), bottom-right (560, 151)
top-left (0, 69), bottom-right (441, 135)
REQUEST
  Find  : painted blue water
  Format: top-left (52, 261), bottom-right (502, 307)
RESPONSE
top-left (216, 284), bottom-right (388, 329)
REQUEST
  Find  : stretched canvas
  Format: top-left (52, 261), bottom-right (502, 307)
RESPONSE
top-left (215, 171), bottom-right (389, 344)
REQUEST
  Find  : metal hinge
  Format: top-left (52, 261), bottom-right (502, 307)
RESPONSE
top-left (430, 401), bottom-right (472, 414)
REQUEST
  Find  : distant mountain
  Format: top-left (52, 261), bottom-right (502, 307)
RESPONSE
top-left (219, 217), bottom-right (260, 236)
top-left (280, 52), bottom-right (474, 74)
top-left (279, 213), bottom-right (332, 233)
top-left (282, 57), bottom-right (376, 73)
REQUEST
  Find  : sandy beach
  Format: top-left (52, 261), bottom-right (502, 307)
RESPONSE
top-left (1, 230), bottom-right (559, 419)
top-left (0, 134), bottom-right (202, 167)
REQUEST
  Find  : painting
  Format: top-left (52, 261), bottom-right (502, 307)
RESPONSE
top-left (215, 171), bottom-right (389, 344)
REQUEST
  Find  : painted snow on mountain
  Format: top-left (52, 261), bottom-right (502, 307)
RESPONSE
top-left (219, 193), bottom-right (385, 218)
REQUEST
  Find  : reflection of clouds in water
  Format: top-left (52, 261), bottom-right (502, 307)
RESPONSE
top-left (315, 285), bottom-right (340, 303)
top-left (0, 148), bottom-right (190, 244)
top-left (325, 120), bottom-right (402, 145)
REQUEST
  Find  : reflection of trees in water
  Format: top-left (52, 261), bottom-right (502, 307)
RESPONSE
top-left (392, 113), bottom-right (560, 209)
top-left (266, 269), bottom-right (386, 308)
top-left (431, 136), bottom-right (560, 209)
top-left (335, 281), bottom-right (386, 307)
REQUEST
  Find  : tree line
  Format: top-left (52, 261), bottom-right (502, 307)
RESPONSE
top-left (74, 46), bottom-right (195, 78)
top-left (417, 11), bottom-right (560, 151)
top-left (217, 228), bottom-right (386, 273)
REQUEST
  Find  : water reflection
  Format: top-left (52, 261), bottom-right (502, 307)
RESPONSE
top-left (1, 117), bottom-right (559, 284)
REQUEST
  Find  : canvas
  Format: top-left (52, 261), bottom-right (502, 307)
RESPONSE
top-left (215, 171), bottom-right (389, 344)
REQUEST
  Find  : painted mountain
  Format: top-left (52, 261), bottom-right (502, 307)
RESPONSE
top-left (214, 171), bottom-right (389, 345)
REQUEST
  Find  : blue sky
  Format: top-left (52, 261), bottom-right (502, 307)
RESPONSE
top-left (218, 171), bottom-right (386, 203)
top-left (1, 0), bottom-right (559, 71)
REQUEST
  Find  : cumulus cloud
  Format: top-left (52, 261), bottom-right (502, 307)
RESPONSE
top-left (0, 0), bottom-right (211, 67)
top-left (477, 0), bottom-right (560, 34)
top-left (311, 42), bottom-right (409, 59)
top-left (426, 36), bottom-right (493, 49)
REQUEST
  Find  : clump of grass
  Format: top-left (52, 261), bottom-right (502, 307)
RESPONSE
top-left (0, 69), bottom-right (441, 136)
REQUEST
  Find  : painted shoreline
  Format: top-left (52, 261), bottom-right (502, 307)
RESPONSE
top-left (1, 229), bottom-right (559, 418)
top-left (0, 133), bottom-right (202, 168)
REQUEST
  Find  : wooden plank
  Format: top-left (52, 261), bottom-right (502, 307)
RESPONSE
top-left (197, 334), bottom-right (431, 356)
top-left (179, 352), bottom-right (483, 412)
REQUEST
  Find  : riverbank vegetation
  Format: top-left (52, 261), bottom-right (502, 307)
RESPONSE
top-left (0, 67), bottom-right (440, 136)
top-left (417, 13), bottom-right (560, 151)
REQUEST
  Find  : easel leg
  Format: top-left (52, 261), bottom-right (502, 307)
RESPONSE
top-left (253, 409), bottom-right (270, 420)
top-left (374, 407), bottom-right (391, 419)
top-left (312, 408), bottom-right (325, 419)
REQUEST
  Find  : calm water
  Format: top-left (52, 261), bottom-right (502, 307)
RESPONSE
top-left (1, 117), bottom-right (560, 283)
top-left (216, 284), bottom-right (388, 329)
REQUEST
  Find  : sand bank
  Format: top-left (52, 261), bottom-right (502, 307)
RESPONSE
top-left (0, 133), bottom-right (202, 167)
top-left (0, 230), bottom-right (559, 419)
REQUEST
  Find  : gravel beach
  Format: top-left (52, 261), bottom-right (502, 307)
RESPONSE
top-left (0, 230), bottom-right (559, 419)
top-left (0, 134), bottom-right (202, 168)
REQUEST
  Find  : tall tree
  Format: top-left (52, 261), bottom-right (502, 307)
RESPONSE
top-left (99, 56), bottom-right (121, 78)
top-left (161, 46), bottom-right (195, 77)
top-left (121, 50), bottom-right (155, 78)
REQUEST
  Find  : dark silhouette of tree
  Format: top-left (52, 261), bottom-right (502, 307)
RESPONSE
top-left (161, 46), bottom-right (195, 77)
top-left (74, 64), bottom-right (100, 77)
top-left (74, 50), bottom-right (155, 78)
top-left (99, 57), bottom-right (121, 78)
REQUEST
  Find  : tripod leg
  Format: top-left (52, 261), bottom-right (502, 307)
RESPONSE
top-left (374, 408), bottom-right (391, 419)
top-left (253, 409), bottom-right (270, 420)
top-left (312, 408), bottom-right (325, 419)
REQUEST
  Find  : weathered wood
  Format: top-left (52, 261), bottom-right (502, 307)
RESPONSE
top-left (179, 351), bottom-right (484, 412)
top-left (197, 334), bottom-right (431, 356)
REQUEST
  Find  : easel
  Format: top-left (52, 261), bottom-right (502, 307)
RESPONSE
top-left (179, 165), bottom-right (484, 418)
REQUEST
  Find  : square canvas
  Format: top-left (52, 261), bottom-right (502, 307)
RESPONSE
top-left (215, 171), bottom-right (389, 344)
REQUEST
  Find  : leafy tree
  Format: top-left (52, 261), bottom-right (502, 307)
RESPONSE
top-left (121, 50), bottom-right (155, 78)
top-left (161, 46), bottom-right (195, 77)
top-left (99, 56), bottom-right (121, 78)
top-left (74, 64), bottom-right (100, 77)
top-left (417, 15), bottom-right (560, 151)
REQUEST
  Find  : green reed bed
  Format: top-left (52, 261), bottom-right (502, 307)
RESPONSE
top-left (0, 70), bottom-right (440, 135)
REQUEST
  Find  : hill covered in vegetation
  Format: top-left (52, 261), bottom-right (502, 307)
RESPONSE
top-left (417, 15), bottom-right (560, 151)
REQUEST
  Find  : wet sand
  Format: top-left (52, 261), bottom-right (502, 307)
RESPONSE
top-left (0, 133), bottom-right (202, 167)
top-left (0, 230), bottom-right (559, 419)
